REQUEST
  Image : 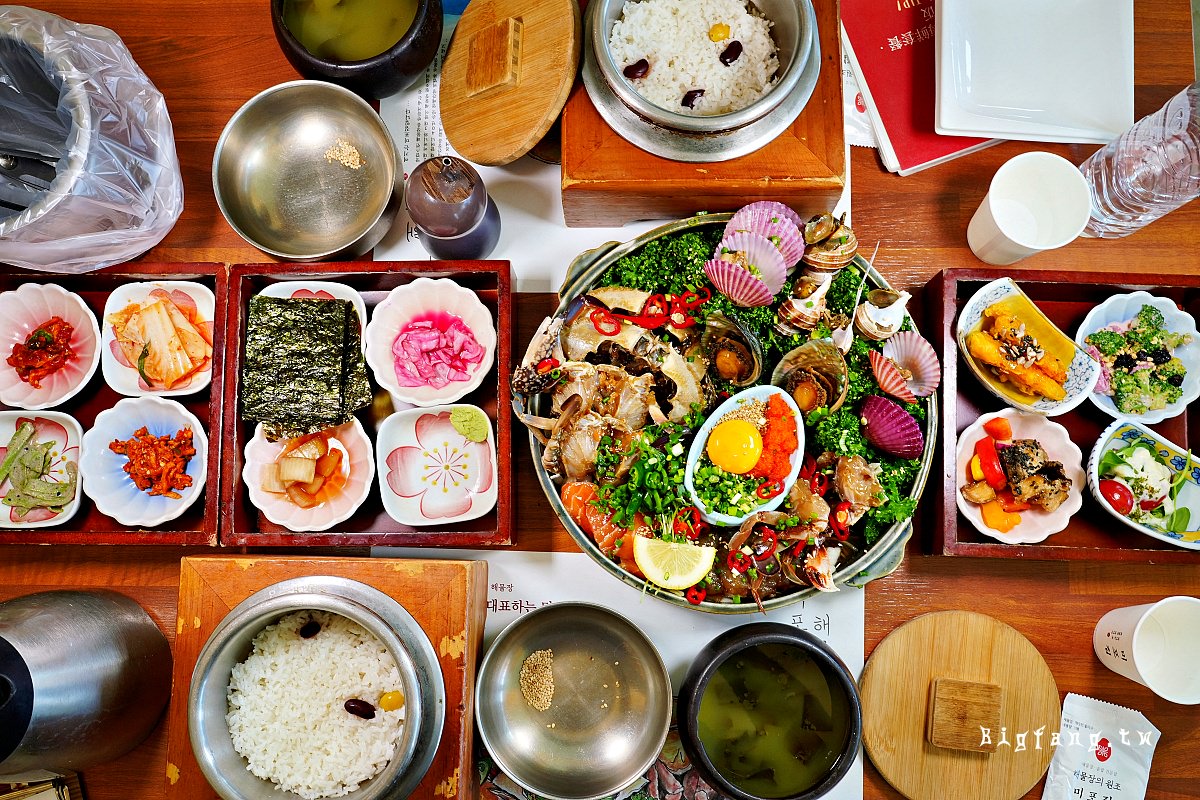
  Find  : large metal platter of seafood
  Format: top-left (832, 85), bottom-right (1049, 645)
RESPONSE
top-left (513, 205), bottom-right (940, 613)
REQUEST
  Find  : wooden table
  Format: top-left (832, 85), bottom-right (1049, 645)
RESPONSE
top-left (2, 2), bottom-right (1198, 799)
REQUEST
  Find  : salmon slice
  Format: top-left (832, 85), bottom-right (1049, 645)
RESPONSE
top-left (560, 481), bottom-right (598, 536)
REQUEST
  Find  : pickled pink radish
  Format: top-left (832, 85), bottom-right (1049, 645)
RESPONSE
top-left (391, 313), bottom-right (485, 389)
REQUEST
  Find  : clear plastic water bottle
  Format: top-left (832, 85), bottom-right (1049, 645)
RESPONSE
top-left (1080, 83), bottom-right (1200, 238)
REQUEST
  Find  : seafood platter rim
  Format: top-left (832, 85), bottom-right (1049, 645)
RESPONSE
top-left (523, 212), bottom-right (939, 614)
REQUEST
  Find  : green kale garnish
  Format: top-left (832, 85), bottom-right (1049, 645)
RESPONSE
top-left (826, 263), bottom-right (865, 316)
top-left (598, 229), bottom-right (720, 296)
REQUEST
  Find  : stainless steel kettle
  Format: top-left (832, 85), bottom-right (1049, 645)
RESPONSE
top-left (0, 589), bottom-right (172, 778)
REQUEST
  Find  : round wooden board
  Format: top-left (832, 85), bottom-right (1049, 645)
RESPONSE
top-left (440, 0), bottom-right (580, 166)
top-left (860, 610), bottom-right (1060, 800)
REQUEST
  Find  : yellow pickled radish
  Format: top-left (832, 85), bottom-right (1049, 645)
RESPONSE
top-left (379, 690), bottom-right (405, 712)
top-left (708, 23), bottom-right (730, 42)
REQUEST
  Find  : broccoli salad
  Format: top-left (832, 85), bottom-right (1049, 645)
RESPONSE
top-left (1084, 304), bottom-right (1192, 415)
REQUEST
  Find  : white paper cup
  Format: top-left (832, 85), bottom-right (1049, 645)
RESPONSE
top-left (1092, 596), bottom-right (1200, 705)
top-left (966, 151), bottom-right (1092, 265)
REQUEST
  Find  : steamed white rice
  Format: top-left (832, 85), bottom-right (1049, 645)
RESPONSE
top-left (609, 0), bottom-right (779, 115)
top-left (226, 610), bottom-right (406, 800)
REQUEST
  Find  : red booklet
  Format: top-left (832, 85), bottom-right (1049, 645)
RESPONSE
top-left (841, 0), bottom-right (996, 176)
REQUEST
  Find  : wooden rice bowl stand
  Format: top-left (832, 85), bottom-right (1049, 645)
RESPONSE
top-left (1, 2), bottom-right (1200, 800)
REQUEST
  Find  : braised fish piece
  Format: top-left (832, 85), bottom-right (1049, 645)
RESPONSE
top-left (997, 439), bottom-right (1072, 512)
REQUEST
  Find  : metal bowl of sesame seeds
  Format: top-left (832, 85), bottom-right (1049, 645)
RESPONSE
top-left (213, 80), bottom-right (405, 261)
top-left (474, 602), bottom-right (672, 800)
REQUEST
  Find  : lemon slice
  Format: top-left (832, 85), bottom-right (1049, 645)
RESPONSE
top-left (633, 537), bottom-right (717, 591)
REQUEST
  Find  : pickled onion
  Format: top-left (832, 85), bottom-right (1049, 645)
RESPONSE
top-left (391, 317), bottom-right (484, 388)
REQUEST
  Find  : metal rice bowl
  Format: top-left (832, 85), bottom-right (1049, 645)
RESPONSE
top-left (525, 214), bottom-right (939, 614)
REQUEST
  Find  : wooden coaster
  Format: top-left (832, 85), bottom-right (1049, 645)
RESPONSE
top-left (860, 611), bottom-right (1060, 800)
top-left (440, 0), bottom-right (581, 166)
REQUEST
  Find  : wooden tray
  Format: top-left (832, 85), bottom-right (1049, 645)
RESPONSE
top-left (931, 268), bottom-right (1200, 562)
top-left (560, 0), bottom-right (845, 227)
top-left (219, 261), bottom-right (513, 547)
top-left (0, 264), bottom-right (227, 546)
top-left (164, 555), bottom-right (488, 800)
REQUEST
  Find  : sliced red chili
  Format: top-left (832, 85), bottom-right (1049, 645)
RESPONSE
top-left (753, 527), bottom-right (778, 561)
top-left (829, 501), bottom-right (853, 541)
top-left (755, 480), bottom-right (784, 500)
top-left (727, 550), bottom-right (751, 573)
top-left (798, 453), bottom-right (817, 482)
top-left (685, 585), bottom-right (707, 604)
top-left (536, 357), bottom-right (560, 374)
top-left (590, 308), bottom-right (622, 336)
top-left (672, 506), bottom-right (701, 540)
top-left (810, 472), bottom-right (830, 496)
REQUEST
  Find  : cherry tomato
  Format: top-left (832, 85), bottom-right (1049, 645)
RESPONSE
top-left (1098, 479), bottom-right (1134, 516)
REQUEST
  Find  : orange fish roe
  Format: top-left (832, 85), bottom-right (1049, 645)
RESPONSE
top-left (750, 394), bottom-right (798, 482)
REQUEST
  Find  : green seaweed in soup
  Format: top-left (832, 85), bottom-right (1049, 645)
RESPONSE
top-left (697, 643), bottom-right (850, 798)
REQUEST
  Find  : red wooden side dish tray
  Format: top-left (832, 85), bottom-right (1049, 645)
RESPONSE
top-left (220, 261), bottom-right (513, 547)
top-left (0, 263), bottom-right (227, 546)
top-left (932, 268), bottom-right (1200, 562)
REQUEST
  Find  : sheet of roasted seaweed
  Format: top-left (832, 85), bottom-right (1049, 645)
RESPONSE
top-left (241, 296), bottom-right (370, 440)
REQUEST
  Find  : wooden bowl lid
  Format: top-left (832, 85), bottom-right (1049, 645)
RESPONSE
top-left (439, 0), bottom-right (581, 166)
top-left (860, 610), bottom-right (1060, 800)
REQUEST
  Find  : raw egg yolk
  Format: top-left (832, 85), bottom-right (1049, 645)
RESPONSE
top-left (706, 419), bottom-right (763, 474)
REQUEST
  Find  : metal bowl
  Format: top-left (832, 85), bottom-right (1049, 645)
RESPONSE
top-left (475, 602), bottom-right (672, 800)
top-left (583, 0), bottom-right (819, 161)
top-left (212, 80), bottom-right (403, 261)
top-left (189, 576), bottom-right (445, 800)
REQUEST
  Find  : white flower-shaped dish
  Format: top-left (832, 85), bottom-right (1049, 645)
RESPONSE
top-left (258, 281), bottom-right (367, 350)
top-left (365, 277), bottom-right (497, 407)
top-left (377, 404), bottom-right (498, 526)
top-left (684, 385), bottom-right (805, 527)
top-left (955, 408), bottom-right (1084, 545)
top-left (80, 397), bottom-right (208, 527)
top-left (242, 418), bottom-right (374, 532)
top-left (1087, 419), bottom-right (1200, 550)
top-left (1074, 291), bottom-right (1200, 424)
top-left (100, 281), bottom-right (216, 397)
top-left (0, 284), bottom-right (101, 410)
top-left (956, 277), bottom-right (1100, 416)
top-left (0, 410), bottom-right (83, 528)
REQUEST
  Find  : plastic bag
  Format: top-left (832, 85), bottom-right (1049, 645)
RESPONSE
top-left (0, 6), bottom-right (183, 273)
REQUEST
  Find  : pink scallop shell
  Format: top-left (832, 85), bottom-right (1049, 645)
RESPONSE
top-left (861, 395), bottom-right (924, 459)
top-left (724, 208), bottom-right (805, 268)
top-left (868, 349), bottom-right (918, 404)
top-left (732, 201), bottom-right (805, 231)
top-left (703, 259), bottom-right (775, 307)
top-left (713, 231), bottom-right (787, 295)
top-left (882, 330), bottom-right (942, 398)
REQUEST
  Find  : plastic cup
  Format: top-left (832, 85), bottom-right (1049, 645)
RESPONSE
top-left (1092, 596), bottom-right (1200, 705)
top-left (966, 151), bottom-right (1092, 265)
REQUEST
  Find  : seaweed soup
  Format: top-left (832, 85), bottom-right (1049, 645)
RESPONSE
top-left (697, 643), bottom-right (850, 798)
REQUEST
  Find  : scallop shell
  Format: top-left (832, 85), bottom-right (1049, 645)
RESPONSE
top-left (714, 232), bottom-right (787, 295)
top-left (861, 395), bottom-right (924, 459)
top-left (724, 207), bottom-right (805, 269)
top-left (771, 340), bottom-right (849, 413)
top-left (732, 201), bottom-right (805, 232)
top-left (703, 259), bottom-right (775, 307)
top-left (883, 330), bottom-right (941, 398)
top-left (868, 349), bottom-right (918, 404)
